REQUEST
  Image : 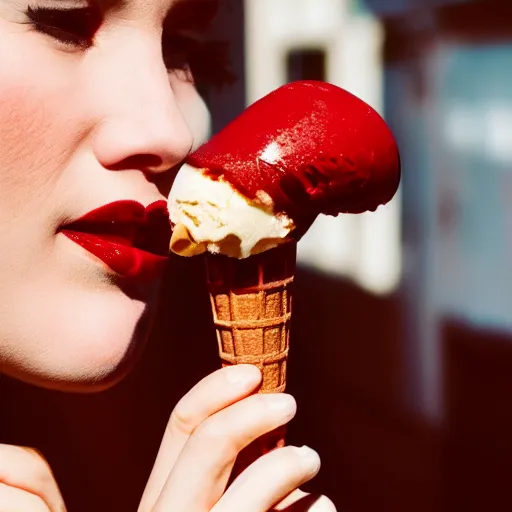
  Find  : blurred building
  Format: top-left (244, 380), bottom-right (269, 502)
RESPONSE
top-left (369, 0), bottom-right (512, 510)
top-left (370, 0), bottom-right (512, 421)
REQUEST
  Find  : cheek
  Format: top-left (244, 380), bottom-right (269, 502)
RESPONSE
top-left (2, 286), bottom-right (156, 390)
top-left (0, 34), bottom-right (82, 211)
top-left (0, 87), bottom-right (56, 198)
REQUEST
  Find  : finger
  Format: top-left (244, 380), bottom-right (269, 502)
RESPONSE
top-left (139, 365), bottom-right (261, 512)
top-left (212, 446), bottom-right (321, 512)
top-left (274, 489), bottom-right (337, 511)
top-left (0, 445), bottom-right (66, 512)
top-left (0, 482), bottom-right (49, 512)
top-left (153, 392), bottom-right (297, 512)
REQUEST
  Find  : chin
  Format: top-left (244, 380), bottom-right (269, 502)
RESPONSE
top-left (1, 283), bottom-right (159, 394)
top-left (6, 315), bottom-right (153, 393)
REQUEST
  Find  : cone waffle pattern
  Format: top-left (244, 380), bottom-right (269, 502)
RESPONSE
top-left (205, 243), bottom-right (296, 394)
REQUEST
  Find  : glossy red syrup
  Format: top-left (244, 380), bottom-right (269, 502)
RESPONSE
top-left (187, 80), bottom-right (400, 232)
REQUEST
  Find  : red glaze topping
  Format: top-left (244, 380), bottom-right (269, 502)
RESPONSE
top-left (187, 80), bottom-right (400, 231)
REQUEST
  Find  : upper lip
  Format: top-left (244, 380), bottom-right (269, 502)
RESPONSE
top-left (60, 200), bottom-right (171, 256)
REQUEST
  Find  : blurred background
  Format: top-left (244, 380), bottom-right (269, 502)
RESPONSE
top-left (2, 0), bottom-right (512, 510)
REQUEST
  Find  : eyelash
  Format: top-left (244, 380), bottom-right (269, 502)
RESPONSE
top-left (25, 6), bottom-right (234, 88)
top-left (26, 6), bottom-right (100, 49)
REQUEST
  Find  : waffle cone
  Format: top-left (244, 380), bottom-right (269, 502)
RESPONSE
top-left (205, 242), bottom-right (296, 391)
top-left (205, 242), bottom-right (297, 476)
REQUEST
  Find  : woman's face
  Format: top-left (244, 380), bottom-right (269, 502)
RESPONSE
top-left (0, 0), bottom-right (219, 390)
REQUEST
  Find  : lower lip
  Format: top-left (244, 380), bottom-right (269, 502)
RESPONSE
top-left (62, 231), bottom-right (168, 281)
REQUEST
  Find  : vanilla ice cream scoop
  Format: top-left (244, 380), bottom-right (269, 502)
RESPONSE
top-left (169, 164), bottom-right (294, 259)
top-left (169, 80), bottom-right (401, 259)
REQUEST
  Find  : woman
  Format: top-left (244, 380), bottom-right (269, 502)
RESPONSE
top-left (0, 0), bottom-right (335, 510)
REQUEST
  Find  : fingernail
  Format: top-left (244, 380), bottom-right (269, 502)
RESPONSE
top-left (225, 364), bottom-right (261, 385)
top-left (294, 446), bottom-right (321, 474)
top-left (264, 393), bottom-right (296, 415)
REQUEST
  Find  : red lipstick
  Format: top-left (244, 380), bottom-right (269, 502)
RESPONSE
top-left (61, 200), bottom-right (170, 280)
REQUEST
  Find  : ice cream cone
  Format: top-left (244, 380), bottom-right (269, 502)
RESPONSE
top-left (205, 242), bottom-right (296, 477)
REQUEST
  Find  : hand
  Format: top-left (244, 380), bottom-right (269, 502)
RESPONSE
top-left (0, 445), bottom-right (66, 511)
top-left (139, 365), bottom-right (336, 511)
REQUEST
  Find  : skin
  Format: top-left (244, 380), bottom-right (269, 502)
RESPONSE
top-left (0, 0), bottom-right (206, 389)
top-left (0, 0), bottom-right (336, 509)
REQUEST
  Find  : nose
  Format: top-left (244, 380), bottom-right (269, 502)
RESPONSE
top-left (91, 34), bottom-right (194, 175)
